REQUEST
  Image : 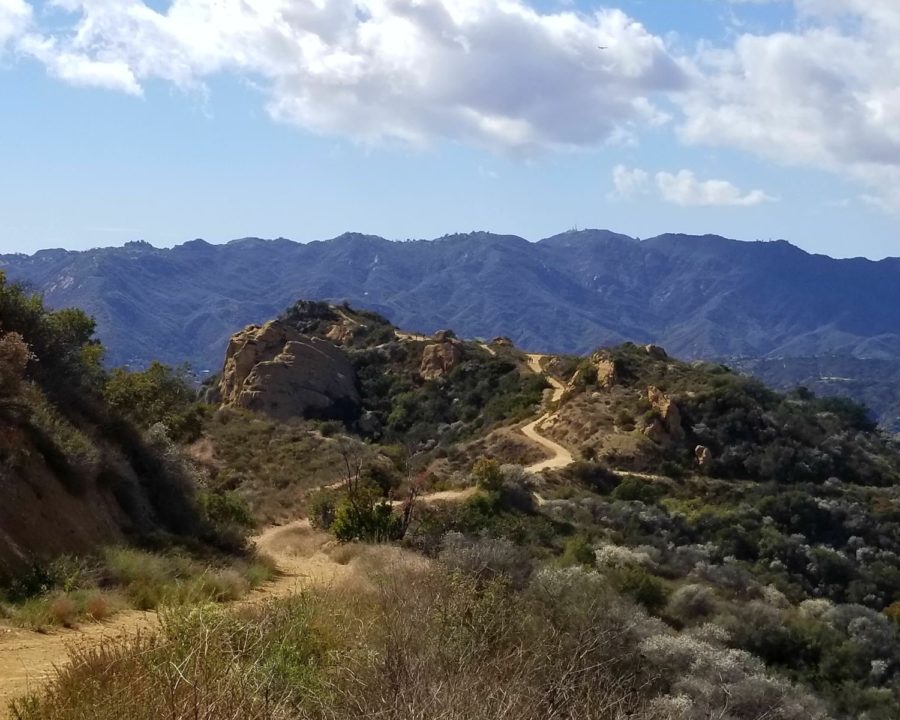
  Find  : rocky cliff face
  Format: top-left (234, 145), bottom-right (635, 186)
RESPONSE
top-left (218, 320), bottom-right (360, 421)
top-left (420, 337), bottom-right (465, 380)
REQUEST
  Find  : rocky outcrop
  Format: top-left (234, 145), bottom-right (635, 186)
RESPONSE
top-left (595, 359), bottom-right (620, 388)
top-left (218, 320), bottom-right (360, 421)
top-left (642, 417), bottom-right (670, 444)
top-left (325, 321), bottom-right (355, 345)
top-left (644, 344), bottom-right (668, 361)
top-left (420, 339), bottom-right (465, 380)
top-left (645, 386), bottom-right (685, 443)
top-left (432, 329), bottom-right (457, 342)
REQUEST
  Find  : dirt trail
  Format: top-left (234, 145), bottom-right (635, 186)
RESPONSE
top-left (0, 606), bottom-right (157, 713)
top-left (395, 330), bottom-right (429, 342)
top-left (521, 354), bottom-right (573, 472)
top-left (0, 484), bottom-right (480, 714)
top-left (0, 522), bottom-right (339, 715)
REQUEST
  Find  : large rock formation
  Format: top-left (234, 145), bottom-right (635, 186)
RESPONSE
top-left (420, 337), bottom-right (465, 380)
top-left (218, 320), bottom-right (360, 421)
top-left (644, 386), bottom-right (685, 443)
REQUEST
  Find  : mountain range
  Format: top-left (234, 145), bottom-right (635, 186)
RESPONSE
top-left (3, 229), bottom-right (900, 429)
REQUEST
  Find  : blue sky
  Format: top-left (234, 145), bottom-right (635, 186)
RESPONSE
top-left (1, 0), bottom-right (899, 259)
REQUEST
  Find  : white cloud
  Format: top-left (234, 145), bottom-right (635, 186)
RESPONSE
top-left (611, 164), bottom-right (650, 198)
top-left (611, 165), bottom-right (773, 207)
top-left (0, 0), bottom-right (30, 49)
top-left (655, 169), bottom-right (774, 207)
top-left (7, 0), bottom-right (687, 153)
top-left (18, 34), bottom-right (142, 94)
top-left (679, 0), bottom-right (900, 211)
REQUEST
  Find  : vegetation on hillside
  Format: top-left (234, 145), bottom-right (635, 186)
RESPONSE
top-left (561, 342), bottom-right (900, 486)
top-left (0, 272), bottom-right (268, 624)
top-left (10, 558), bottom-right (828, 720)
top-left (5, 295), bottom-right (900, 719)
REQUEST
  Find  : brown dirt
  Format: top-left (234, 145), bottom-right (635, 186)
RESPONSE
top-left (0, 484), bottom-right (465, 715)
top-left (520, 354), bottom-right (575, 472)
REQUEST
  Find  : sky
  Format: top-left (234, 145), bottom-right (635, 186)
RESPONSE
top-left (1, 0), bottom-right (899, 259)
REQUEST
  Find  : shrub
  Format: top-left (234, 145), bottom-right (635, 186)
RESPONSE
top-left (614, 409), bottom-right (635, 430)
top-left (0, 330), bottom-right (31, 401)
top-left (568, 461), bottom-right (620, 494)
top-left (561, 534), bottom-right (595, 567)
top-left (200, 490), bottom-right (254, 528)
top-left (439, 532), bottom-right (533, 588)
top-left (659, 460), bottom-right (686, 480)
top-left (84, 593), bottom-right (115, 621)
top-left (611, 476), bottom-right (664, 504)
top-left (49, 595), bottom-right (78, 627)
top-left (309, 489), bottom-right (339, 530)
top-left (610, 567), bottom-right (668, 613)
top-left (667, 583), bottom-right (717, 622)
top-left (472, 457), bottom-right (504, 492)
top-left (330, 498), bottom-right (403, 543)
top-left (104, 362), bottom-right (204, 443)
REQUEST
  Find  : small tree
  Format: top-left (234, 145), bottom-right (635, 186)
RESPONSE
top-left (473, 458), bottom-right (503, 492)
top-left (104, 362), bottom-right (203, 442)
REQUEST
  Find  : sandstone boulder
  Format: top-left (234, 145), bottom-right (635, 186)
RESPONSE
top-left (420, 340), bottom-right (464, 380)
top-left (595, 359), bottom-right (620, 388)
top-left (646, 386), bottom-right (685, 442)
top-left (218, 320), bottom-right (359, 421)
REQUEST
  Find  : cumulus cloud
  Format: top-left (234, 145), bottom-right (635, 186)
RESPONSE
top-left (655, 169), bottom-right (774, 207)
top-left (678, 0), bottom-right (900, 211)
top-left (611, 164), bottom-right (650, 198)
top-left (611, 165), bottom-right (773, 207)
top-left (0, 0), bottom-right (30, 49)
top-left (6, 0), bottom-right (687, 152)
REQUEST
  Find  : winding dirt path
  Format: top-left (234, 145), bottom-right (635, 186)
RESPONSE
top-left (521, 414), bottom-right (574, 472)
top-left (0, 484), bottom-right (483, 715)
top-left (0, 351), bottom-right (574, 711)
top-left (521, 354), bottom-right (574, 472)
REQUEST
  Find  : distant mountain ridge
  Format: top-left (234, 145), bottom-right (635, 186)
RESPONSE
top-left (4, 229), bottom-right (899, 369)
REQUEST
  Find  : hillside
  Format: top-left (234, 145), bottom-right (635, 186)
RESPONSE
top-left (0, 273), bottom-right (204, 577)
top-left (0, 272), bottom-right (278, 640)
top-left (6, 298), bottom-right (900, 719)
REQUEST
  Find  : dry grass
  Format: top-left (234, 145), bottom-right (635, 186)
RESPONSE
top-left (5, 548), bottom-right (275, 631)
top-left (9, 561), bottom-right (660, 720)
top-left (199, 409), bottom-right (380, 524)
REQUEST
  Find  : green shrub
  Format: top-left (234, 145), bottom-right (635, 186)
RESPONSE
top-left (473, 458), bottom-right (503, 492)
top-left (567, 462), bottom-right (620, 494)
top-left (560, 534), bottom-right (595, 567)
top-left (611, 477), bottom-right (664, 504)
top-left (104, 362), bottom-right (205, 443)
top-left (309, 489), bottom-right (339, 531)
top-left (200, 490), bottom-right (254, 528)
top-left (610, 567), bottom-right (668, 612)
top-left (330, 499), bottom-right (403, 543)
